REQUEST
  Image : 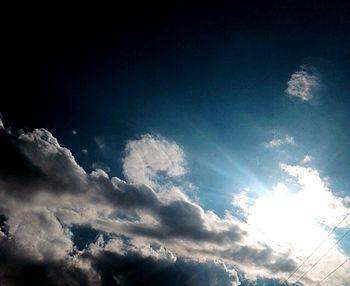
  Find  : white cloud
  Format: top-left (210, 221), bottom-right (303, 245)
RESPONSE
top-left (8, 209), bottom-right (73, 260)
top-left (264, 135), bottom-right (294, 149)
top-left (122, 134), bottom-right (187, 188)
top-left (234, 163), bottom-right (350, 285)
top-left (286, 67), bottom-right (318, 101)
top-left (0, 124), bottom-right (299, 285)
top-left (232, 189), bottom-right (251, 214)
top-left (279, 164), bottom-right (349, 228)
top-left (1, 121), bottom-right (349, 285)
top-left (92, 162), bottom-right (110, 173)
top-left (301, 155), bottom-right (313, 164)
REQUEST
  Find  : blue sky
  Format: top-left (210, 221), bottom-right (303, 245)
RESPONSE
top-left (60, 39), bottom-right (350, 216)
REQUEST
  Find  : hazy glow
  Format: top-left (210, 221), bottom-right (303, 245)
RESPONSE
top-left (233, 163), bottom-right (350, 285)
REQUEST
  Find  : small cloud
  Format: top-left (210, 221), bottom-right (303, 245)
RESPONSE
top-left (122, 134), bottom-right (186, 189)
top-left (92, 162), bottom-right (111, 173)
top-left (264, 135), bottom-right (294, 149)
top-left (232, 189), bottom-right (251, 215)
top-left (301, 155), bottom-right (313, 164)
top-left (72, 130), bottom-right (77, 135)
top-left (82, 149), bottom-right (88, 155)
top-left (94, 137), bottom-right (105, 149)
top-left (286, 66), bottom-right (318, 101)
top-left (0, 113), bottom-right (4, 129)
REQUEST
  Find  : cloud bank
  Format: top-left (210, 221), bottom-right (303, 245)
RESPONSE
top-left (0, 120), bottom-right (349, 285)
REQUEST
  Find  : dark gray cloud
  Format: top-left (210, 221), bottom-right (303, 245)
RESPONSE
top-left (0, 239), bottom-right (93, 286)
top-left (91, 251), bottom-right (238, 286)
top-left (0, 127), bottom-right (88, 199)
top-left (224, 245), bottom-right (297, 274)
top-left (0, 128), bottom-right (47, 195)
top-left (130, 200), bottom-right (243, 244)
top-left (0, 236), bottom-right (240, 286)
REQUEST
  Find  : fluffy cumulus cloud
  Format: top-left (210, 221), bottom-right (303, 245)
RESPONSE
top-left (0, 120), bottom-right (349, 285)
top-left (286, 66), bottom-right (318, 101)
top-left (122, 134), bottom-right (187, 189)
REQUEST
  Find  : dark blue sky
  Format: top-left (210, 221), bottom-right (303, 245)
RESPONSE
top-left (6, 1), bottom-right (350, 210)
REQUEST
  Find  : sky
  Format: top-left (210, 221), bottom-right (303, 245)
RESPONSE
top-left (1, 2), bottom-right (350, 286)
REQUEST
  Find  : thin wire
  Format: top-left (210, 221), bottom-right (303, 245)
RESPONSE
top-left (315, 257), bottom-right (350, 286)
top-left (280, 211), bottom-right (350, 285)
top-left (293, 228), bottom-right (350, 285)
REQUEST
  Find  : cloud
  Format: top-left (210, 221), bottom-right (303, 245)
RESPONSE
top-left (3, 119), bottom-right (346, 285)
top-left (264, 135), bottom-right (294, 149)
top-left (0, 127), bottom-right (87, 199)
top-left (232, 190), bottom-right (251, 215)
top-left (122, 134), bottom-right (187, 188)
top-left (233, 164), bottom-right (350, 285)
top-left (94, 136), bottom-right (105, 149)
top-left (8, 209), bottom-right (73, 260)
top-left (92, 162), bottom-right (110, 173)
top-left (301, 155), bottom-right (313, 164)
top-left (0, 123), bottom-right (242, 285)
top-left (90, 244), bottom-right (241, 286)
top-left (0, 232), bottom-right (241, 286)
top-left (0, 238), bottom-right (94, 286)
top-left (286, 66), bottom-right (318, 101)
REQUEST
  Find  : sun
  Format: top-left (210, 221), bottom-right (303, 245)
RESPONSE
top-left (233, 163), bottom-right (349, 284)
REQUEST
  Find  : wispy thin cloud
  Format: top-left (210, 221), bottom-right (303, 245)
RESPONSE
top-left (94, 136), bottom-right (105, 149)
top-left (264, 135), bottom-right (294, 149)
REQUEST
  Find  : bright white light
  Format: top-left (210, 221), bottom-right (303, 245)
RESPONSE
top-left (233, 163), bottom-right (350, 285)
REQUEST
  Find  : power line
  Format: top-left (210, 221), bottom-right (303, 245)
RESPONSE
top-left (315, 257), bottom-right (350, 286)
top-left (292, 228), bottom-right (350, 285)
top-left (280, 211), bottom-right (350, 285)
